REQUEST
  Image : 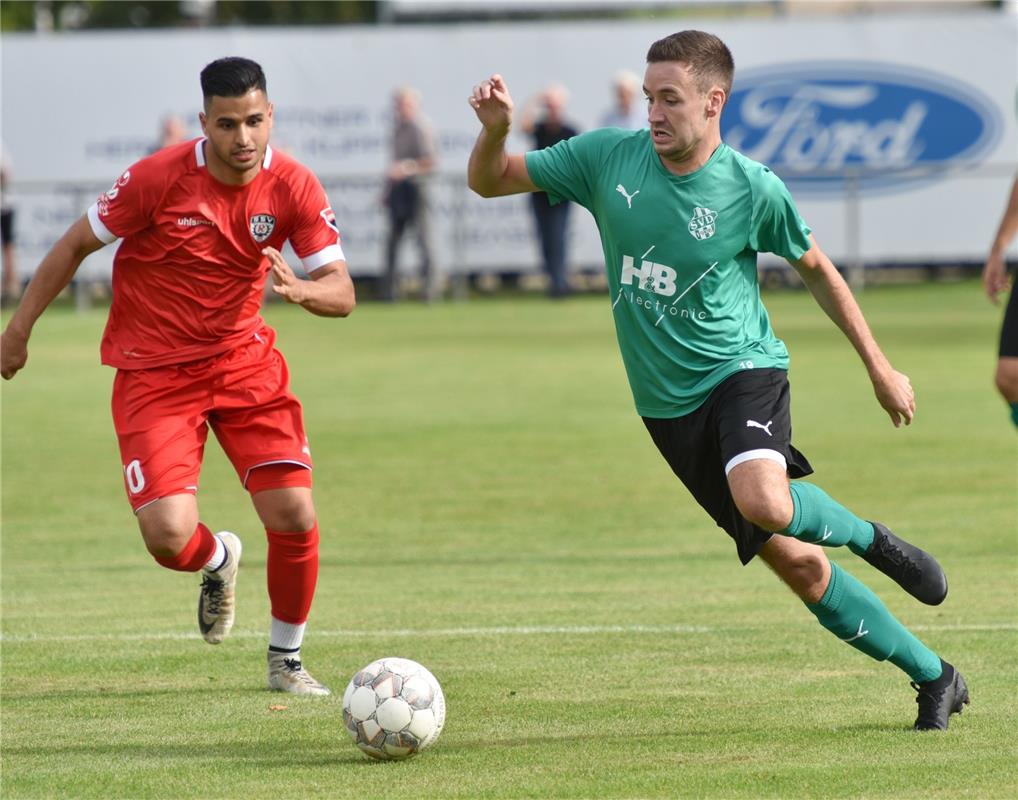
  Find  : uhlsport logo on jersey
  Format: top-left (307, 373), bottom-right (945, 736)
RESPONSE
top-left (250, 214), bottom-right (276, 243)
top-left (688, 207), bottom-right (717, 240)
top-left (721, 62), bottom-right (1002, 195)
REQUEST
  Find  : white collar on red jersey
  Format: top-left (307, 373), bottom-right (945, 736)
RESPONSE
top-left (194, 138), bottom-right (274, 170)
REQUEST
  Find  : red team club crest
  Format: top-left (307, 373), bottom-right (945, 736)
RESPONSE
top-left (250, 213), bottom-right (276, 243)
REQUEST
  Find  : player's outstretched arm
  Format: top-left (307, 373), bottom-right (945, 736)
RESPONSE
top-left (790, 237), bottom-right (915, 428)
top-left (263, 246), bottom-right (355, 318)
top-left (983, 175), bottom-right (1018, 305)
top-left (1, 215), bottom-right (105, 380)
top-left (467, 74), bottom-right (538, 198)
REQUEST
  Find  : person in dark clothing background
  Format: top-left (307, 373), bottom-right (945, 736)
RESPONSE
top-left (520, 85), bottom-right (580, 298)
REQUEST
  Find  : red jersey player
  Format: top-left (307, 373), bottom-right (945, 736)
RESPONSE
top-left (0, 57), bottom-right (355, 695)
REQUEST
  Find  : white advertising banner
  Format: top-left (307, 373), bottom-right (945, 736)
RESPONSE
top-left (2, 12), bottom-right (1015, 280)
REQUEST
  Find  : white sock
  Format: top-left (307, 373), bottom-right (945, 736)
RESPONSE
top-left (269, 618), bottom-right (306, 652)
top-left (202, 534), bottom-right (227, 573)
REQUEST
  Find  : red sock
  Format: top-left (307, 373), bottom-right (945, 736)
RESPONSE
top-left (266, 523), bottom-right (319, 624)
top-left (153, 522), bottom-right (217, 572)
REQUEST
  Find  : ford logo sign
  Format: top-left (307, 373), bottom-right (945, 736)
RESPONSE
top-left (721, 63), bottom-right (1002, 194)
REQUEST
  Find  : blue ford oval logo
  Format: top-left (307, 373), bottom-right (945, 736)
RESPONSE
top-left (721, 62), bottom-right (1002, 194)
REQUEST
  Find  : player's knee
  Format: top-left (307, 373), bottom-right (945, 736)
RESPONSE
top-left (269, 507), bottom-right (317, 533)
top-left (140, 522), bottom-right (195, 559)
top-left (735, 491), bottom-right (793, 533)
top-left (994, 362), bottom-right (1018, 402)
top-left (258, 494), bottom-right (316, 532)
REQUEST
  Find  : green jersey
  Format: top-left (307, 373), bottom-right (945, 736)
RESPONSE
top-left (525, 129), bottom-right (812, 417)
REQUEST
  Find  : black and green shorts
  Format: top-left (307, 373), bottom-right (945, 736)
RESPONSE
top-left (642, 368), bottom-right (813, 565)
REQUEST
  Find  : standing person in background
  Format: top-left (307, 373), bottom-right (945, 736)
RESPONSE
top-left (1, 57), bottom-right (355, 696)
top-left (600, 71), bottom-right (647, 131)
top-left (381, 87), bottom-right (438, 302)
top-left (1, 145), bottom-right (19, 304)
top-left (468, 30), bottom-right (968, 731)
top-left (151, 114), bottom-right (189, 153)
top-left (982, 174), bottom-right (1018, 428)
top-left (520, 85), bottom-right (580, 298)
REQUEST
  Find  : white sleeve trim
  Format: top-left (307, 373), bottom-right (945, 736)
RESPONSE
top-left (87, 203), bottom-right (118, 244)
top-left (301, 243), bottom-right (346, 272)
top-left (724, 449), bottom-right (787, 476)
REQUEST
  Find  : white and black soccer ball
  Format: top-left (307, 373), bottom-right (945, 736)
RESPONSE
top-left (342, 657), bottom-right (446, 760)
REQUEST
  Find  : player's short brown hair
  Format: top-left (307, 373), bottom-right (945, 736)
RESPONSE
top-left (646, 31), bottom-right (734, 98)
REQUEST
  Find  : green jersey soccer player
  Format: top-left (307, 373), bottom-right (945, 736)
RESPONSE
top-left (467, 30), bottom-right (968, 731)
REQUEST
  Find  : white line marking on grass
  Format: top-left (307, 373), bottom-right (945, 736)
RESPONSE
top-left (911, 624), bottom-right (1018, 632)
top-left (1, 621), bottom-right (1014, 645)
top-left (1, 624), bottom-right (711, 644)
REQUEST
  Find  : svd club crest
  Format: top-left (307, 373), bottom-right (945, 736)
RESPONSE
top-left (687, 206), bottom-right (717, 241)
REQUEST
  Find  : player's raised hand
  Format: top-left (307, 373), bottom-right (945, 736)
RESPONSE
top-left (1, 328), bottom-right (28, 380)
top-left (263, 247), bottom-right (307, 305)
top-left (469, 74), bottom-right (514, 134)
top-left (872, 367), bottom-right (915, 428)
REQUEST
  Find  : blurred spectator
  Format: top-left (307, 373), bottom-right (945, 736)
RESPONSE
top-left (600, 70), bottom-right (646, 130)
top-left (520, 85), bottom-right (580, 298)
top-left (151, 114), bottom-right (189, 153)
top-left (982, 174), bottom-right (1018, 427)
top-left (1, 145), bottom-right (18, 304)
top-left (381, 87), bottom-right (438, 302)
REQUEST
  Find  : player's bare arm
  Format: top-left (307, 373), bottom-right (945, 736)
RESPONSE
top-left (262, 246), bottom-right (355, 318)
top-left (1, 215), bottom-right (105, 380)
top-left (790, 237), bottom-right (915, 428)
top-left (983, 176), bottom-right (1018, 304)
top-left (467, 74), bottom-right (538, 198)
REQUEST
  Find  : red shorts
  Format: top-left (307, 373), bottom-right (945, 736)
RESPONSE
top-left (111, 326), bottom-right (313, 512)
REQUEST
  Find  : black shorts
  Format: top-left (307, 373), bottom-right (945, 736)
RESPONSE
top-left (0, 208), bottom-right (12, 246)
top-left (642, 368), bottom-right (813, 565)
top-left (999, 275), bottom-right (1018, 358)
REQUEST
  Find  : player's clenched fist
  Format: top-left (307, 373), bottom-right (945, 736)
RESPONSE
top-left (468, 74), bottom-right (514, 134)
top-left (1, 329), bottom-right (28, 380)
top-left (872, 368), bottom-right (916, 428)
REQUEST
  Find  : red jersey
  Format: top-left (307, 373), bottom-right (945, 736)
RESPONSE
top-left (87, 138), bottom-right (345, 369)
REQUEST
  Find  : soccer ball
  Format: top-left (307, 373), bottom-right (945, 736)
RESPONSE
top-left (342, 657), bottom-right (446, 760)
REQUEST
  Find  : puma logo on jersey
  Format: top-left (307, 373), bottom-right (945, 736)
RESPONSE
top-left (746, 419), bottom-right (773, 436)
top-left (616, 184), bottom-right (640, 208)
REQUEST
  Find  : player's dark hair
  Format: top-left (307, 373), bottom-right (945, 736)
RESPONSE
top-left (646, 31), bottom-right (734, 98)
top-left (200, 57), bottom-right (267, 103)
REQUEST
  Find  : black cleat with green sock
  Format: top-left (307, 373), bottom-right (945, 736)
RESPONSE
top-left (912, 659), bottom-right (969, 730)
top-left (862, 522), bottom-right (948, 606)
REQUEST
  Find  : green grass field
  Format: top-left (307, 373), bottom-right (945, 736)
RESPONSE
top-left (2, 281), bottom-right (1016, 799)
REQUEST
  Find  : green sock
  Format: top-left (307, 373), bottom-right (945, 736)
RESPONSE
top-left (782, 482), bottom-right (875, 556)
top-left (1010, 402), bottom-right (1018, 429)
top-left (807, 562), bottom-right (942, 683)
